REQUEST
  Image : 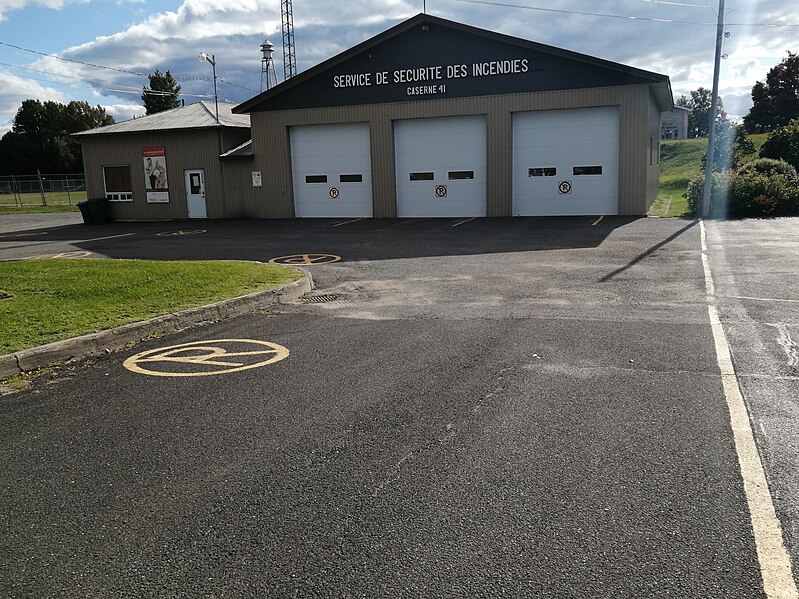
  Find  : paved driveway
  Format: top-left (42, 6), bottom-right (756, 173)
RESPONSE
top-left (0, 216), bottom-right (796, 597)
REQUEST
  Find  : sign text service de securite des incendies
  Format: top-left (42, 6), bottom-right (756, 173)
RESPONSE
top-left (332, 59), bottom-right (530, 97)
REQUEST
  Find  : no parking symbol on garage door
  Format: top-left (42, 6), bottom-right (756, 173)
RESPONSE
top-left (558, 181), bottom-right (572, 194)
top-left (329, 187), bottom-right (340, 199)
top-left (435, 185), bottom-right (447, 198)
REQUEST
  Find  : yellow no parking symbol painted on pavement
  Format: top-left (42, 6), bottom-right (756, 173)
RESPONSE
top-left (0, 232), bottom-right (48, 238)
top-left (156, 229), bottom-right (207, 237)
top-left (24, 250), bottom-right (93, 260)
top-left (123, 339), bottom-right (289, 377)
top-left (269, 254), bottom-right (341, 265)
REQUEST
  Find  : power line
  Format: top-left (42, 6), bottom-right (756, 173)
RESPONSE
top-left (641, 0), bottom-right (711, 8)
top-left (0, 61), bottom-right (214, 99)
top-left (0, 39), bottom-right (259, 89)
top-left (447, 0), bottom-right (799, 26)
top-left (0, 40), bottom-right (148, 76)
top-left (218, 78), bottom-right (258, 93)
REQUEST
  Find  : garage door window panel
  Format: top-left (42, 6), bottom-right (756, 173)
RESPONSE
top-left (448, 170), bottom-right (475, 180)
top-left (410, 172), bottom-right (435, 181)
top-left (339, 174), bottom-right (363, 183)
top-left (305, 174), bottom-right (328, 183)
top-left (528, 167), bottom-right (557, 177)
top-left (103, 165), bottom-right (133, 202)
top-left (573, 166), bottom-right (603, 175)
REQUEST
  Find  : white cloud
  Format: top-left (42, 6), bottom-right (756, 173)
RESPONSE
top-left (0, 70), bottom-right (67, 134)
top-left (0, 0), bottom-right (87, 21)
top-left (101, 102), bottom-right (144, 123)
top-left (0, 0), bottom-right (795, 132)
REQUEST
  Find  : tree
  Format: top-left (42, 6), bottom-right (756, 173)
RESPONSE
top-left (759, 119), bottom-right (799, 171)
top-left (142, 70), bottom-right (181, 115)
top-left (0, 100), bottom-right (114, 175)
top-left (677, 88), bottom-right (728, 138)
top-left (743, 52), bottom-right (799, 133)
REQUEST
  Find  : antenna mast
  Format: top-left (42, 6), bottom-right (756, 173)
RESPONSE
top-left (281, 0), bottom-right (297, 80)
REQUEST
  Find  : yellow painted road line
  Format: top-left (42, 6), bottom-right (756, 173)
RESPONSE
top-left (700, 220), bottom-right (799, 599)
top-left (591, 215), bottom-right (604, 226)
top-left (452, 217), bottom-right (475, 228)
top-left (332, 218), bottom-right (363, 228)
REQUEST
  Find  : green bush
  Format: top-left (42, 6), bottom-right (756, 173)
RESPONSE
top-left (760, 120), bottom-right (799, 171)
top-left (684, 171), bottom-right (732, 217)
top-left (727, 158), bottom-right (799, 217)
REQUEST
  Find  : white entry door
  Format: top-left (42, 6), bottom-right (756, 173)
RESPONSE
top-left (185, 169), bottom-right (207, 219)
top-left (290, 123), bottom-right (373, 218)
top-left (395, 116), bottom-right (486, 217)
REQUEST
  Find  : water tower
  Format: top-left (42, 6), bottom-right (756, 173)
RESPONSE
top-left (260, 39), bottom-right (278, 92)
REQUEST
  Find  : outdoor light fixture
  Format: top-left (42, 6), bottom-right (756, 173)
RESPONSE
top-left (198, 52), bottom-right (219, 124)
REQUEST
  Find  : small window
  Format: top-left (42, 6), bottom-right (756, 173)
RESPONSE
top-left (305, 175), bottom-right (327, 183)
top-left (528, 167), bottom-right (557, 177)
top-left (189, 173), bottom-right (202, 194)
top-left (573, 166), bottom-right (603, 176)
top-left (103, 165), bottom-right (132, 201)
top-left (410, 172), bottom-right (434, 181)
top-left (339, 174), bottom-right (363, 183)
top-left (448, 170), bottom-right (474, 180)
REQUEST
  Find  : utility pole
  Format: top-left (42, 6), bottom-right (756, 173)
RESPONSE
top-left (701, 0), bottom-right (725, 218)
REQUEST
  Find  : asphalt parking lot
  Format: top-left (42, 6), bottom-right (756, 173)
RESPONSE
top-left (0, 215), bottom-right (797, 597)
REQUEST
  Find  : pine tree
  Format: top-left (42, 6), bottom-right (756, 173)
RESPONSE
top-left (142, 70), bottom-right (182, 115)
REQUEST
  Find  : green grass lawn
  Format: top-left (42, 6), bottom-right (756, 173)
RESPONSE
top-left (0, 190), bottom-right (85, 214)
top-left (649, 138), bottom-right (707, 217)
top-left (0, 204), bottom-right (80, 215)
top-left (0, 190), bottom-right (87, 205)
top-left (0, 259), bottom-right (302, 354)
top-left (649, 133), bottom-right (770, 218)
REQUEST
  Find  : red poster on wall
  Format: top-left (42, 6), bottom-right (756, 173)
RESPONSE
top-left (142, 146), bottom-right (169, 203)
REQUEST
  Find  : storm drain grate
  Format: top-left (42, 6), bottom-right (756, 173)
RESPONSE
top-left (305, 293), bottom-right (341, 304)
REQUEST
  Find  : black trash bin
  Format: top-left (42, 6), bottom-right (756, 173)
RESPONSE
top-left (77, 201), bottom-right (93, 225)
top-left (86, 198), bottom-right (110, 225)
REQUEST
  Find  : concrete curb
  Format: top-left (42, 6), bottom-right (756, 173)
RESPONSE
top-left (0, 270), bottom-right (312, 379)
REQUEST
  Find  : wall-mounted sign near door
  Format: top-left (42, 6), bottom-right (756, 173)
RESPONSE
top-left (435, 185), bottom-right (448, 198)
top-left (558, 181), bottom-right (572, 194)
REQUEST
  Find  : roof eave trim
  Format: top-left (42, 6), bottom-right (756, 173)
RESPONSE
top-left (235, 13), bottom-right (671, 114)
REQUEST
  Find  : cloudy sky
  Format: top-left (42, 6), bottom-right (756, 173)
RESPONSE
top-left (0, 0), bottom-right (796, 135)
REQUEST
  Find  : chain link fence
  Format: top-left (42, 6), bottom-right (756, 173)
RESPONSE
top-left (0, 173), bottom-right (86, 207)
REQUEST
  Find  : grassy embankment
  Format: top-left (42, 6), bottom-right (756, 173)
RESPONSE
top-left (648, 133), bottom-right (769, 217)
top-left (0, 259), bottom-right (302, 354)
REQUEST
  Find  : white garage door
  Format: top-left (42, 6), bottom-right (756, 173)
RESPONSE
top-left (395, 116), bottom-right (486, 217)
top-left (290, 123), bottom-right (373, 218)
top-left (513, 107), bottom-right (619, 216)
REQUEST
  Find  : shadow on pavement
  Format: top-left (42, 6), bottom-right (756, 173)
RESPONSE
top-left (0, 216), bottom-right (651, 262)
